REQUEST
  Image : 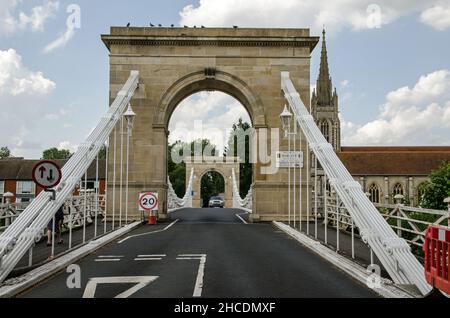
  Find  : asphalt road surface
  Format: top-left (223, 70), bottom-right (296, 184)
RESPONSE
top-left (20, 208), bottom-right (377, 298)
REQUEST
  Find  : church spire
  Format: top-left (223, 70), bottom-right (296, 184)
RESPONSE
top-left (316, 28), bottom-right (333, 106)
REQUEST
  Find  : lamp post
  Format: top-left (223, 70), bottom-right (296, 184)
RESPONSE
top-left (123, 104), bottom-right (136, 224)
top-left (280, 105), bottom-right (295, 226)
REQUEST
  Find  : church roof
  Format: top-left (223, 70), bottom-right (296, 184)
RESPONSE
top-left (338, 147), bottom-right (450, 176)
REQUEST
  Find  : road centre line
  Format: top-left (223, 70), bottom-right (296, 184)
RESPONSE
top-left (118, 219), bottom-right (179, 244)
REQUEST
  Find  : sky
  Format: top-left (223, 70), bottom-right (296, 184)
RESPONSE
top-left (0, 0), bottom-right (450, 159)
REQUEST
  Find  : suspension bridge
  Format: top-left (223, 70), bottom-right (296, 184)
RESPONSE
top-left (0, 27), bottom-right (448, 298)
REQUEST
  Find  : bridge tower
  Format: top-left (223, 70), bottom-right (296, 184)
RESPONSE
top-left (102, 27), bottom-right (319, 222)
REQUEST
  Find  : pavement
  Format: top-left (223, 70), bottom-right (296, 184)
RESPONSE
top-left (19, 208), bottom-right (378, 298)
top-left (11, 222), bottom-right (120, 277)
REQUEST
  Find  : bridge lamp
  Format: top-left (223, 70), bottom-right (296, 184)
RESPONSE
top-left (124, 104), bottom-right (136, 135)
top-left (280, 105), bottom-right (293, 138)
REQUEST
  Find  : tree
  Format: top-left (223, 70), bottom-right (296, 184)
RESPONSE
top-left (98, 145), bottom-right (107, 160)
top-left (0, 147), bottom-right (11, 159)
top-left (42, 148), bottom-right (72, 160)
top-left (419, 162), bottom-right (450, 210)
top-left (224, 118), bottom-right (253, 197)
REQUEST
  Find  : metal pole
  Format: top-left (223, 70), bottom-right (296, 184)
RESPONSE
top-left (112, 125), bottom-right (117, 230)
top-left (370, 249), bottom-right (374, 265)
top-left (83, 171), bottom-right (87, 244)
top-left (293, 120), bottom-right (296, 229)
top-left (306, 146), bottom-right (310, 236)
top-left (299, 130), bottom-right (302, 232)
top-left (104, 140), bottom-right (109, 234)
top-left (125, 125), bottom-right (131, 225)
top-left (324, 174), bottom-right (328, 244)
top-left (95, 155), bottom-right (99, 238)
top-left (351, 219), bottom-right (355, 259)
top-left (336, 193), bottom-right (340, 252)
top-left (288, 120), bottom-right (291, 226)
top-left (314, 156), bottom-right (318, 239)
top-left (119, 118), bottom-right (124, 228)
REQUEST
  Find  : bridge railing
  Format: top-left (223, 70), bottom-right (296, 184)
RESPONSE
top-left (168, 168), bottom-right (194, 213)
top-left (281, 71), bottom-right (431, 295)
top-left (374, 203), bottom-right (449, 248)
top-left (0, 71), bottom-right (140, 283)
top-left (231, 168), bottom-right (252, 213)
top-left (311, 189), bottom-right (450, 254)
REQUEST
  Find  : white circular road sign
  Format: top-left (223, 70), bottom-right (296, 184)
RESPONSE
top-left (139, 192), bottom-right (159, 212)
top-left (32, 161), bottom-right (62, 189)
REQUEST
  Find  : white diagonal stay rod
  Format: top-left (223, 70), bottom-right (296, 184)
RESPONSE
top-left (281, 71), bottom-right (430, 295)
top-left (0, 71), bottom-right (140, 284)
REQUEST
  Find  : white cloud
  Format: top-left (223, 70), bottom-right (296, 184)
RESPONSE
top-left (169, 91), bottom-right (251, 154)
top-left (58, 141), bottom-right (78, 152)
top-left (420, 4), bottom-right (450, 31)
top-left (43, 26), bottom-right (75, 53)
top-left (179, 0), bottom-right (447, 34)
top-left (0, 49), bottom-right (55, 158)
top-left (342, 69), bottom-right (450, 146)
top-left (0, 0), bottom-right (59, 35)
top-left (341, 80), bottom-right (350, 88)
top-left (0, 48), bottom-right (55, 95)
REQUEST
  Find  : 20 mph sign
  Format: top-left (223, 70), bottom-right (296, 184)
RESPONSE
top-left (32, 161), bottom-right (62, 189)
top-left (139, 192), bottom-right (159, 212)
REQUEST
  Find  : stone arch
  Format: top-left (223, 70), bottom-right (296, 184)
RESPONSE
top-left (392, 183), bottom-right (405, 199)
top-left (198, 169), bottom-right (227, 208)
top-left (186, 157), bottom-right (240, 209)
top-left (155, 70), bottom-right (266, 127)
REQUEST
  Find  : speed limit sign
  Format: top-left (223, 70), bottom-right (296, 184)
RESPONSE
top-left (139, 192), bottom-right (158, 212)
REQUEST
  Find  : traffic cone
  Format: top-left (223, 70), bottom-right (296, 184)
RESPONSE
top-left (148, 212), bottom-right (157, 225)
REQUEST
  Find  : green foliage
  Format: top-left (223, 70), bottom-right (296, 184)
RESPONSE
top-left (224, 118), bottom-right (253, 197)
top-left (98, 145), bottom-right (107, 160)
top-left (201, 171), bottom-right (225, 207)
top-left (42, 148), bottom-right (72, 160)
top-left (0, 146), bottom-right (11, 159)
top-left (419, 162), bottom-right (450, 210)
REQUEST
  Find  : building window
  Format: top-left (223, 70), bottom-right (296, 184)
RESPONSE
top-left (393, 183), bottom-right (404, 197)
top-left (320, 120), bottom-right (330, 142)
top-left (368, 183), bottom-right (381, 204)
top-left (16, 181), bottom-right (35, 195)
top-left (80, 181), bottom-right (96, 190)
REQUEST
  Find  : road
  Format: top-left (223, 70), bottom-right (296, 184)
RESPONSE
top-left (20, 208), bottom-right (377, 298)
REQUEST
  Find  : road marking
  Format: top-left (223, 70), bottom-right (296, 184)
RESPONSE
top-left (134, 258), bottom-right (163, 261)
top-left (235, 213), bottom-right (249, 224)
top-left (82, 276), bottom-right (158, 298)
top-left (118, 219), bottom-right (179, 244)
top-left (137, 255), bottom-right (166, 258)
top-left (95, 259), bottom-right (121, 262)
top-left (98, 255), bottom-right (125, 258)
top-left (176, 254), bottom-right (206, 298)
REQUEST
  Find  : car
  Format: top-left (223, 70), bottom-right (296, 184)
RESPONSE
top-left (208, 196), bottom-right (224, 208)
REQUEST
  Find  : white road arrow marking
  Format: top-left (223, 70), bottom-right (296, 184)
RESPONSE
top-left (176, 254), bottom-right (207, 298)
top-left (82, 276), bottom-right (158, 298)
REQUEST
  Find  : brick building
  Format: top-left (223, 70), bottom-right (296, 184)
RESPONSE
top-left (0, 158), bottom-right (106, 204)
